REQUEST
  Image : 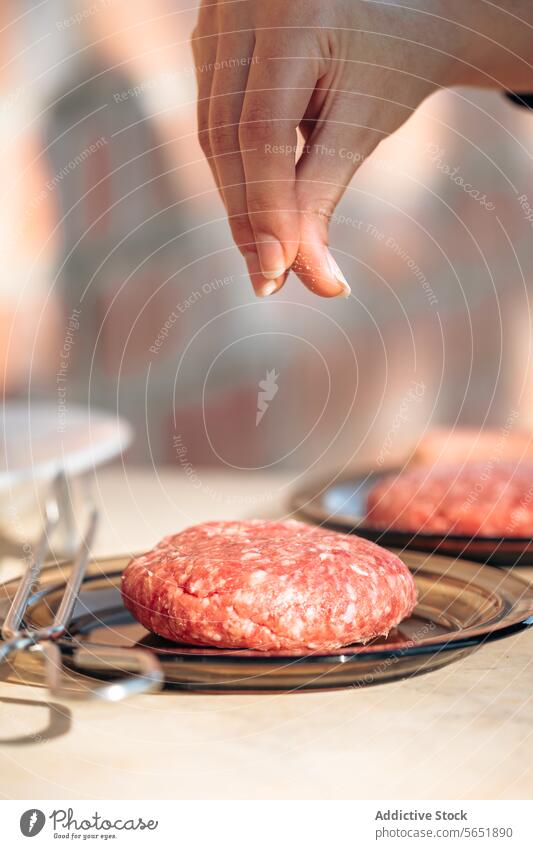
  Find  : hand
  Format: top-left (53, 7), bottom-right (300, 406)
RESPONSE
top-left (192, 0), bottom-right (533, 298)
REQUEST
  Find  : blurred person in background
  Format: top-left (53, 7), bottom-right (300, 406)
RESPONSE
top-left (2, 0), bottom-right (533, 477)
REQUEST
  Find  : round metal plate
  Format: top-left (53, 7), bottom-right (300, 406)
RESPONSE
top-left (2, 552), bottom-right (533, 692)
top-left (291, 470), bottom-right (533, 566)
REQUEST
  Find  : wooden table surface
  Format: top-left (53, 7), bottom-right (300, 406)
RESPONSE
top-left (0, 467), bottom-right (532, 800)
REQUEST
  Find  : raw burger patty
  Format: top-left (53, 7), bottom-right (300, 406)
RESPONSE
top-left (121, 520), bottom-right (416, 651)
top-left (365, 461), bottom-right (533, 536)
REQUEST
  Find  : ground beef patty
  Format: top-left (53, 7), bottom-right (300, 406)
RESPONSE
top-left (365, 461), bottom-right (533, 536)
top-left (121, 520), bottom-right (416, 651)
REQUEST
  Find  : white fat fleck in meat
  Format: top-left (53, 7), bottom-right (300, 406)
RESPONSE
top-left (248, 570), bottom-right (267, 585)
top-left (277, 588), bottom-right (297, 603)
top-left (350, 564), bottom-right (369, 576)
top-left (345, 583), bottom-right (358, 600)
top-left (285, 618), bottom-right (304, 637)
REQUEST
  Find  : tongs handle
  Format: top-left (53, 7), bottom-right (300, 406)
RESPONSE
top-left (0, 634), bottom-right (35, 664)
top-left (41, 643), bottom-right (164, 701)
top-left (30, 507), bottom-right (98, 643)
top-left (0, 639), bottom-right (163, 702)
top-left (0, 472), bottom-right (164, 701)
top-left (1, 499), bottom-right (59, 642)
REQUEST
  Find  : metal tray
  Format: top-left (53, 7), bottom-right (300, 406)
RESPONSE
top-left (1, 552), bottom-right (532, 693)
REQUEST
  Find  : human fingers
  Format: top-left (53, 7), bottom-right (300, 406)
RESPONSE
top-left (209, 19), bottom-right (284, 296)
top-left (239, 31), bottom-right (324, 287)
top-left (192, 1), bottom-right (221, 190)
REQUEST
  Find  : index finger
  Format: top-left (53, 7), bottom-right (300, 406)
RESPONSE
top-left (192, 1), bottom-right (220, 188)
top-left (239, 34), bottom-right (322, 282)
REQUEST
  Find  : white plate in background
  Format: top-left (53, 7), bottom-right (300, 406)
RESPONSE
top-left (0, 402), bottom-right (132, 490)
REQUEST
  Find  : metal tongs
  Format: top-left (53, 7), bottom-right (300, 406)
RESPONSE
top-left (0, 473), bottom-right (163, 701)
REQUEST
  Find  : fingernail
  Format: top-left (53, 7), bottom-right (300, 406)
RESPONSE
top-left (325, 248), bottom-right (351, 297)
top-left (255, 234), bottom-right (287, 280)
top-left (257, 280), bottom-right (279, 297)
top-left (243, 251), bottom-right (282, 297)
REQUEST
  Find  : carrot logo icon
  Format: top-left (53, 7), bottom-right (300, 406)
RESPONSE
top-left (20, 809), bottom-right (46, 837)
top-left (256, 369), bottom-right (279, 425)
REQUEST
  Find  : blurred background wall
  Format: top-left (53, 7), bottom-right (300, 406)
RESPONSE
top-left (2, 0), bottom-right (533, 476)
